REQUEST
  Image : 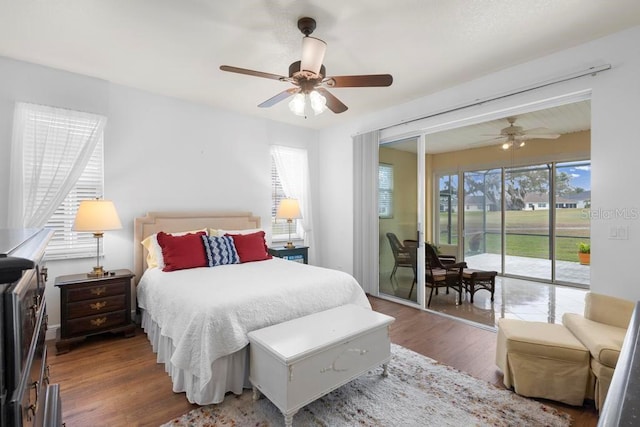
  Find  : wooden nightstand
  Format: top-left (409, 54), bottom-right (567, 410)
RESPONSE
top-left (55, 269), bottom-right (135, 354)
top-left (268, 246), bottom-right (308, 264)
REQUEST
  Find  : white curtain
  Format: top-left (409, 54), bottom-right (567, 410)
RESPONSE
top-left (353, 130), bottom-right (380, 294)
top-left (8, 102), bottom-right (107, 228)
top-left (271, 145), bottom-right (315, 264)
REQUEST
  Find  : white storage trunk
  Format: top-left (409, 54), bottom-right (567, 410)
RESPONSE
top-left (248, 304), bottom-right (394, 427)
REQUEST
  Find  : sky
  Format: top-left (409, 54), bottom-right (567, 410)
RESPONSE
top-left (562, 163), bottom-right (591, 191)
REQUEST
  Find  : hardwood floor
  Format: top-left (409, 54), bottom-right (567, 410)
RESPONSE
top-left (47, 296), bottom-right (599, 426)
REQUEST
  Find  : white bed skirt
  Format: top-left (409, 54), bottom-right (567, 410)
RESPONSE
top-left (140, 308), bottom-right (251, 405)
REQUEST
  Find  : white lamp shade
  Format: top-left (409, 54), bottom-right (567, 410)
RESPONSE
top-left (73, 199), bottom-right (122, 232)
top-left (301, 36), bottom-right (326, 75)
top-left (276, 198), bottom-right (303, 220)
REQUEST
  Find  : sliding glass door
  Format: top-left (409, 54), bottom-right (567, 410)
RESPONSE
top-left (378, 137), bottom-right (424, 303)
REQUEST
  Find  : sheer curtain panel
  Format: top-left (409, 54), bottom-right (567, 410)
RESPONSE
top-left (8, 102), bottom-right (107, 228)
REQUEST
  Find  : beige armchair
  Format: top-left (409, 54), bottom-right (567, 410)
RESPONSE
top-left (563, 292), bottom-right (635, 409)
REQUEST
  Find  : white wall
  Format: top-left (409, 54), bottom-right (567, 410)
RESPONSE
top-left (0, 56), bottom-right (317, 334)
top-left (318, 25), bottom-right (640, 302)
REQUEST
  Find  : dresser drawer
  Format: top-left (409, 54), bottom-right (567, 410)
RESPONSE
top-left (66, 310), bottom-right (126, 336)
top-left (66, 280), bottom-right (127, 302)
top-left (66, 294), bottom-right (125, 319)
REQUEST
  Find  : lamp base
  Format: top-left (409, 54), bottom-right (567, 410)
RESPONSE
top-left (285, 242), bottom-right (296, 249)
top-left (87, 266), bottom-right (106, 278)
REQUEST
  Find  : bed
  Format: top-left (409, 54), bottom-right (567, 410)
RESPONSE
top-left (133, 211), bottom-right (371, 405)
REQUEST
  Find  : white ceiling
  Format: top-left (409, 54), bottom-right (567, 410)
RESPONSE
top-left (0, 1), bottom-right (638, 130)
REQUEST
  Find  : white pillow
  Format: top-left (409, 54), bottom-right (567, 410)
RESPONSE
top-left (216, 228), bottom-right (264, 237)
top-left (141, 229), bottom-right (207, 269)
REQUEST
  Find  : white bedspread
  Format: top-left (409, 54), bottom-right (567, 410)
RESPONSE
top-left (137, 258), bottom-right (370, 393)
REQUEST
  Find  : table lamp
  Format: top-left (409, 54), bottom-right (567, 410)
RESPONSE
top-left (73, 199), bottom-right (122, 277)
top-left (276, 198), bottom-right (302, 248)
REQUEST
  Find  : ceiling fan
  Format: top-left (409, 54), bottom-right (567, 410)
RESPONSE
top-left (219, 17), bottom-right (393, 116)
top-left (482, 117), bottom-right (561, 150)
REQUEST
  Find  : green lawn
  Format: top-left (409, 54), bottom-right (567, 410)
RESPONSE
top-left (439, 208), bottom-right (590, 262)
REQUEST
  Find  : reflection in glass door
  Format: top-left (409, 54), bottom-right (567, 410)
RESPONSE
top-left (378, 138), bottom-right (422, 303)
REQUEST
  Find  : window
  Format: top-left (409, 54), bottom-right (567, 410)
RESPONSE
top-left (378, 164), bottom-right (393, 218)
top-left (270, 146), bottom-right (309, 241)
top-left (46, 140), bottom-right (104, 259)
top-left (10, 102), bottom-right (106, 260)
top-left (271, 157), bottom-right (294, 238)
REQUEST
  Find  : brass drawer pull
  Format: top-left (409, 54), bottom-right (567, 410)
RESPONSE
top-left (90, 301), bottom-right (107, 310)
top-left (91, 287), bottom-right (107, 296)
top-left (91, 317), bottom-right (107, 327)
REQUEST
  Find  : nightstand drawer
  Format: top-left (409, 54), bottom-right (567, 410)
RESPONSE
top-left (66, 294), bottom-right (126, 319)
top-left (66, 310), bottom-right (126, 335)
top-left (66, 280), bottom-right (127, 302)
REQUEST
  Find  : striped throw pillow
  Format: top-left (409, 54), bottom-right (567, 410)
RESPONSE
top-left (202, 235), bottom-right (240, 267)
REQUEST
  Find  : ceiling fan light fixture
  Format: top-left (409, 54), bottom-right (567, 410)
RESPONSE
top-left (288, 91), bottom-right (327, 117)
top-left (301, 36), bottom-right (327, 75)
top-left (519, 141), bottom-right (526, 148)
top-left (502, 142), bottom-right (511, 150)
top-left (288, 93), bottom-right (306, 116)
top-left (309, 90), bottom-right (327, 115)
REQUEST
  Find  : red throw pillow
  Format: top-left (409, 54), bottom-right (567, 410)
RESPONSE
top-left (227, 231), bottom-right (272, 263)
top-left (157, 231), bottom-right (207, 272)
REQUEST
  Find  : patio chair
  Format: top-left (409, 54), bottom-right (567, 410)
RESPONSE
top-left (408, 243), bottom-right (466, 306)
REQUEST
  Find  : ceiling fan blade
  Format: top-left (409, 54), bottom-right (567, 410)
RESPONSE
top-left (325, 74), bottom-right (393, 88)
top-left (258, 88), bottom-right (300, 108)
top-left (316, 88), bottom-right (348, 114)
top-left (520, 127), bottom-right (561, 139)
top-left (300, 37), bottom-right (327, 75)
top-left (519, 133), bottom-right (561, 140)
top-left (220, 65), bottom-right (286, 81)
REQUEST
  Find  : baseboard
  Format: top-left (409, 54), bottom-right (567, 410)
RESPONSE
top-left (46, 324), bottom-right (59, 341)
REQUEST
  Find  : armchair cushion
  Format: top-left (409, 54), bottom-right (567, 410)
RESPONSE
top-left (563, 313), bottom-right (627, 368)
top-left (584, 292), bottom-right (635, 328)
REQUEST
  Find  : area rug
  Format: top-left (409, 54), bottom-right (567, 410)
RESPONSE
top-left (161, 344), bottom-right (571, 426)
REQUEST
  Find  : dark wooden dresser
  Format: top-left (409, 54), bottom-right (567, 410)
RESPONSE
top-left (0, 228), bottom-right (62, 427)
top-left (55, 269), bottom-right (135, 354)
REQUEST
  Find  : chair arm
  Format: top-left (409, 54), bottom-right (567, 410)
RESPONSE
top-left (585, 292), bottom-right (635, 329)
top-left (439, 255), bottom-right (458, 265)
top-left (444, 262), bottom-right (467, 270)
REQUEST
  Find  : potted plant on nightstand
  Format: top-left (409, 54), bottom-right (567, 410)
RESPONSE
top-left (578, 242), bottom-right (590, 265)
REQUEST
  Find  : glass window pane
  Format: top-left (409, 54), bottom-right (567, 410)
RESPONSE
top-left (504, 164), bottom-right (551, 280)
top-left (555, 161), bottom-right (590, 285)
top-left (463, 169), bottom-right (502, 271)
top-left (438, 174), bottom-right (458, 245)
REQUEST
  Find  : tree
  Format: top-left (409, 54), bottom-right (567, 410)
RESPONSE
top-left (463, 167), bottom-right (575, 212)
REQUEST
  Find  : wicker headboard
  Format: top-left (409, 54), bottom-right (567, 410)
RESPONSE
top-left (133, 211), bottom-right (261, 283)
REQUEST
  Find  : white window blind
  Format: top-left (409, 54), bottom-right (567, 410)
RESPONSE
top-left (379, 164), bottom-right (393, 218)
top-left (46, 140), bottom-right (104, 259)
top-left (15, 104), bottom-right (106, 260)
